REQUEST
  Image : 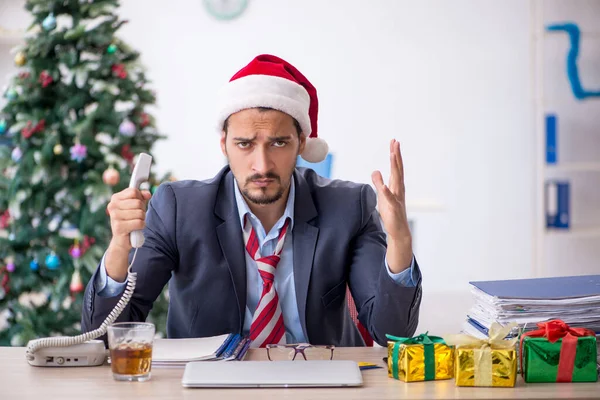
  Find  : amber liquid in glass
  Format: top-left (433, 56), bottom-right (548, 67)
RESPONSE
top-left (110, 343), bottom-right (152, 376)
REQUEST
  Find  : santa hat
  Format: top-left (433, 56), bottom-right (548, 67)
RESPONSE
top-left (216, 54), bottom-right (328, 163)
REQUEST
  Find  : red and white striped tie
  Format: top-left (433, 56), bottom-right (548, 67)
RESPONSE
top-left (244, 216), bottom-right (290, 348)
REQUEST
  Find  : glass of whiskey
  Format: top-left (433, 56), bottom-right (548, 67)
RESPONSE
top-left (107, 322), bottom-right (155, 382)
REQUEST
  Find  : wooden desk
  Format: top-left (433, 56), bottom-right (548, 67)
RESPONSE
top-left (2, 346), bottom-right (599, 400)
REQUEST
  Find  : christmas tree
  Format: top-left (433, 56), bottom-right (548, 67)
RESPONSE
top-left (0, 0), bottom-right (170, 346)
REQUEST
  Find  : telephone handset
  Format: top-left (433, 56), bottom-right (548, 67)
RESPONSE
top-left (25, 153), bottom-right (153, 367)
top-left (129, 153), bottom-right (152, 248)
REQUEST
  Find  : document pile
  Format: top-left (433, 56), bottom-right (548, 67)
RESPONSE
top-left (152, 333), bottom-right (251, 367)
top-left (463, 275), bottom-right (600, 363)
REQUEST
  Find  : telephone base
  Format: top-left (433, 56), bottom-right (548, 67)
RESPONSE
top-left (27, 340), bottom-right (107, 367)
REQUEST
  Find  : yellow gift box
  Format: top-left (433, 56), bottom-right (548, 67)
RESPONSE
top-left (445, 323), bottom-right (518, 387)
top-left (386, 333), bottom-right (454, 382)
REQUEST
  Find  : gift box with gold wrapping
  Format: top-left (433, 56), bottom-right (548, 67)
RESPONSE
top-left (520, 319), bottom-right (598, 383)
top-left (445, 323), bottom-right (518, 387)
top-left (386, 333), bottom-right (454, 382)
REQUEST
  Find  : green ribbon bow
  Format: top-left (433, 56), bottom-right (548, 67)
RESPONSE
top-left (386, 332), bottom-right (447, 381)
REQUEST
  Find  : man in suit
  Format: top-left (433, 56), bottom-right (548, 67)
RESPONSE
top-left (81, 54), bottom-right (422, 347)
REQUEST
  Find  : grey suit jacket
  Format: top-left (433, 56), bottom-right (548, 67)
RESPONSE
top-left (81, 167), bottom-right (422, 346)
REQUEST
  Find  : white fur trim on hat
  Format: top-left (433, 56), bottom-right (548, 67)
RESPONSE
top-left (301, 137), bottom-right (328, 163)
top-left (216, 74), bottom-right (312, 136)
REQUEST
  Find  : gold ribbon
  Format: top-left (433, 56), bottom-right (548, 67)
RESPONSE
top-left (445, 322), bottom-right (518, 386)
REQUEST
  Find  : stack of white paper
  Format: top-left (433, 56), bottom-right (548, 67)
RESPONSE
top-left (151, 334), bottom-right (232, 367)
top-left (462, 275), bottom-right (600, 364)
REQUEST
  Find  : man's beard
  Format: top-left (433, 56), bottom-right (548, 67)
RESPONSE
top-left (242, 172), bottom-right (285, 205)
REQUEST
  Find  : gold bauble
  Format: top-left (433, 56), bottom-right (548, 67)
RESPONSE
top-left (53, 144), bottom-right (64, 155)
top-left (14, 52), bottom-right (26, 66)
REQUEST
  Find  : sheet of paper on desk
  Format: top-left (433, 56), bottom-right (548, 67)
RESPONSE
top-left (152, 334), bottom-right (231, 366)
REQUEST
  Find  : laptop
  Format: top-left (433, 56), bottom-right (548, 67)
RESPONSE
top-left (182, 360), bottom-right (363, 388)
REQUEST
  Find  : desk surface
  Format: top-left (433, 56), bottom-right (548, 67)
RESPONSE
top-left (2, 346), bottom-right (599, 400)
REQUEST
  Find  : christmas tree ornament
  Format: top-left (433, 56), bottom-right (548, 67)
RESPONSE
top-left (39, 71), bottom-right (54, 88)
top-left (6, 262), bottom-right (15, 273)
top-left (21, 123), bottom-right (33, 139)
top-left (70, 142), bottom-right (87, 162)
top-left (69, 239), bottom-right (81, 259)
top-left (107, 43), bottom-right (117, 54)
top-left (0, 119), bottom-right (7, 135)
top-left (14, 52), bottom-right (26, 66)
top-left (0, 210), bottom-right (10, 229)
top-left (5, 87), bottom-right (17, 101)
top-left (29, 259), bottom-right (39, 271)
top-left (102, 166), bottom-right (120, 186)
top-left (18, 71), bottom-right (30, 80)
top-left (21, 119), bottom-right (45, 139)
top-left (120, 144), bottom-right (135, 163)
top-left (69, 269), bottom-right (84, 293)
top-left (111, 63), bottom-right (127, 79)
top-left (45, 252), bottom-right (61, 270)
top-left (140, 112), bottom-right (150, 128)
top-left (42, 13), bottom-right (57, 31)
top-left (82, 235), bottom-right (95, 253)
top-left (53, 144), bottom-right (64, 155)
top-left (11, 147), bottom-right (22, 162)
top-left (119, 119), bottom-right (136, 136)
top-left (1, 269), bottom-right (9, 293)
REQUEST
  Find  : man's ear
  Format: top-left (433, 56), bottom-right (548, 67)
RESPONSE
top-left (220, 132), bottom-right (227, 157)
top-left (298, 133), bottom-right (307, 154)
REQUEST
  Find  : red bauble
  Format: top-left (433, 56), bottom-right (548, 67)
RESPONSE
top-left (140, 113), bottom-right (150, 128)
top-left (111, 64), bottom-right (127, 79)
top-left (39, 71), bottom-right (53, 88)
top-left (0, 210), bottom-right (10, 229)
top-left (121, 144), bottom-right (134, 164)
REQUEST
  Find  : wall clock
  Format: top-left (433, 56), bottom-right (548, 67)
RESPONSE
top-left (203, 0), bottom-right (248, 21)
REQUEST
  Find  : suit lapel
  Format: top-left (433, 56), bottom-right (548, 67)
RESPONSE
top-left (292, 170), bottom-right (319, 342)
top-left (215, 169), bottom-right (247, 333)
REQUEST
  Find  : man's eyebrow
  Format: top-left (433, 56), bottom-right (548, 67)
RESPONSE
top-left (268, 135), bottom-right (293, 141)
top-left (232, 135), bottom-right (257, 141)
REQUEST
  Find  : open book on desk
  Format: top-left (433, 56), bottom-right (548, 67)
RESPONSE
top-left (152, 334), bottom-right (252, 367)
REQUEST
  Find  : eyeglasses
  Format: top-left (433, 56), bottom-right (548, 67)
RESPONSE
top-left (265, 343), bottom-right (335, 361)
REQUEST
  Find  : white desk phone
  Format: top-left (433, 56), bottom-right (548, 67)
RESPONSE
top-left (25, 153), bottom-right (153, 367)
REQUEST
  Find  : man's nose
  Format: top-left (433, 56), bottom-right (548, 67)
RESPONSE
top-left (252, 147), bottom-right (273, 174)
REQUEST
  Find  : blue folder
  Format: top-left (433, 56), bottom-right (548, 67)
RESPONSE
top-left (466, 317), bottom-right (489, 336)
top-left (470, 275), bottom-right (600, 300)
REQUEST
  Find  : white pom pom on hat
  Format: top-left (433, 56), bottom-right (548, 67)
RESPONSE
top-left (216, 54), bottom-right (328, 163)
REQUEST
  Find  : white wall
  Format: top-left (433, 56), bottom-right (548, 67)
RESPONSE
top-left (1, 0), bottom-right (596, 335)
top-left (115, 0), bottom-right (536, 334)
